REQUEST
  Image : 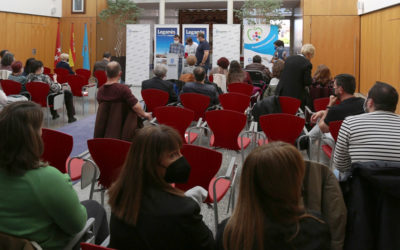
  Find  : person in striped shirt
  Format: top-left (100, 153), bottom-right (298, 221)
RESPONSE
top-left (334, 81), bottom-right (400, 176)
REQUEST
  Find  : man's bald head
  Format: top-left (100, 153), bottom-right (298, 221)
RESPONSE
top-left (106, 61), bottom-right (121, 79)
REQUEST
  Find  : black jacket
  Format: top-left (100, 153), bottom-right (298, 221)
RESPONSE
top-left (343, 161), bottom-right (400, 250)
top-left (55, 61), bottom-right (74, 75)
top-left (251, 96), bottom-right (281, 131)
top-left (142, 77), bottom-right (178, 103)
top-left (275, 55), bottom-right (312, 106)
top-left (109, 188), bottom-right (214, 250)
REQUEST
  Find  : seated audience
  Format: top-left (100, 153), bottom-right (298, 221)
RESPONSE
top-left (210, 57), bottom-right (230, 78)
top-left (309, 74), bottom-right (364, 149)
top-left (182, 55), bottom-right (197, 75)
top-left (95, 61), bottom-right (151, 141)
top-left (0, 52), bottom-right (14, 71)
top-left (108, 125), bottom-right (214, 249)
top-left (93, 51), bottom-right (111, 74)
top-left (334, 81), bottom-right (400, 176)
top-left (26, 60), bottom-right (77, 123)
top-left (245, 55), bottom-right (271, 77)
top-left (8, 61), bottom-right (27, 92)
top-left (142, 64), bottom-right (178, 103)
top-left (263, 59), bottom-right (284, 97)
top-left (179, 72), bottom-right (195, 83)
top-left (227, 60), bottom-right (252, 85)
top-left (217, 142), bottom-right (330, 250)
top-left (22, 57), bottom-right (35, 77)
top-left (0, 49), bottom-right (9, 60)
top-left (181, 66), bottom-right (219, 106)
top-left (0, 101), bottom-right (109, 249)
top-left (310, 64), bottom-right (334, 101)
top-left (56, 53), bottom-right (74, 75)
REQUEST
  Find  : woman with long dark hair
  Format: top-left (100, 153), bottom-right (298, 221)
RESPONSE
top-left (108, 125), bottom-right (214, 250)
top-left (217, 142), bottom-right (330, 250)
top-left (227, 60), bottom-right (252, 85)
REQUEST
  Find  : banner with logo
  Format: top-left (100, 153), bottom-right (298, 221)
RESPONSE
top-left (182, 24), bottom-right (209, 46)
top-left (126, 24), bottom-right (151, 86)
top-left (212, 24), bottom-right (241, 68)
top-left (243, 25), bottom-right (279, 68)
top-left (154, 25), bottom-right (180, 66)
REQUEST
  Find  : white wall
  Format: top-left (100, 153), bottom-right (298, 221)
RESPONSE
top-left (358, 0), bottom-right (400, 15)
top-left (0, 0), bottom-right (62, 17)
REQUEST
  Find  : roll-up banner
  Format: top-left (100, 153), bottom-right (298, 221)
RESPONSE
top-left (243, 25), bottom-right (279, 69)
top-left (126, 24), bottom-right (151, 86)
top-left (154, 24), bottom-right (180, 66)
top-left (212, 24), bottom-right (241, 68)
top-left (182, 24), bottom-right (209, 46)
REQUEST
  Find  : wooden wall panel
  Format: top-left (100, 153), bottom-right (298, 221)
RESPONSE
top-left (303, 0), bottom-right (358, 16)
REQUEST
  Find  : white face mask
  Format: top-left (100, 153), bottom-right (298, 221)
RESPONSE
top-left (174, 40), bottom-right (179, 44)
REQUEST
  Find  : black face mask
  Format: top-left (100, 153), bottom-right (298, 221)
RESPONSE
top-left (164, 156), bottom-right (191, 183)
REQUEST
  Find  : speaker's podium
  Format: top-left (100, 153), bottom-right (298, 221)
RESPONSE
top-left (166, 53), bottom-right (179, 80)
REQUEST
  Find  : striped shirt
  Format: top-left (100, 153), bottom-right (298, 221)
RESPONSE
top-left (334, 111), bottom-right (400, 172)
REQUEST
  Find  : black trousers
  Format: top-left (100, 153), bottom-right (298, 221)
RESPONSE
top-left (81, 200), bottom-right (109, 245)
top-left (48, 90), bottom-right (76, 118)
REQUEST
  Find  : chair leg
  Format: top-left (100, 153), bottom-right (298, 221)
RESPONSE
top-left (101, 189), bottom-right (105, 205)
top-left (89, 182), bottom-right (95, 200)
top-left (47, 108), bottom-right (50, 127)
top-left (82, 97), bottom-right (85, 116)
top-left (240, 148), bottom-right (245, 166)
top-left (213, 200), bottom-right (219, 234)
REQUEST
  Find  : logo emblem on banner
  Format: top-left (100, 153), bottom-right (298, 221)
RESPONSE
top-left (247, 27), bottom-right (263, 42)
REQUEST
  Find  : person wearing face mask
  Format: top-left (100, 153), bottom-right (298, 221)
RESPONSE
top-left (308, 74), bottom-right (364, 158)
top-left (141, 64), bottom-right (178, 104)
top-left (169, 34), bottom-right (185, 78)
top-left (108, 125), bottom-right (214, 250)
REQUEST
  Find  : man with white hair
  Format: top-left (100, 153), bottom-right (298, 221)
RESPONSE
top-left (275, 44), bottom-right (315, 108)
top-left (141, 64), bottom-right (178, 103)
top-left (55, 53), bottom-right (74, 75)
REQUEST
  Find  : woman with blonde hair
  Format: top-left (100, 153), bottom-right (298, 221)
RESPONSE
top-left (217, 142), bottom-right (330, 250)
top-left (108, 125), bottom-right (214, 249)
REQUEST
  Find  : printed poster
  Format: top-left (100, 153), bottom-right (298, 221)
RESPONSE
top-left (154, 25), bottom-right (180, 66)
top-left (182, 24), bottom-right (209, 46)
top-left (212, 24), bottom-right (241, 68)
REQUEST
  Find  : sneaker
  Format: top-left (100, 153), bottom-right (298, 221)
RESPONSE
top-left (68, 117), bottom-right (77, 123)
top-left (52, 113), bottom-right (60, 120)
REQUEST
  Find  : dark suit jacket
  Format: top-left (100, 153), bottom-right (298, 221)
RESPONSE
top-left (142, 77), bottom-right (178, 103)
top-left (55, 61), bottom-right (74, 75)
top-left (275, 55), bottom-right (312, 106)
top-left (109, 188), bottom-right (215, 250)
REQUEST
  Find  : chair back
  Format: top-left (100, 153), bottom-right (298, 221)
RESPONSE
top-left (259, 113), bottom-right (305, 144)
top-left (180, 92), bottom-right (210, 121)
top-left (141, 89), bottom-right (169, 112)
top-left (81, 243), bottom-right (115, 250)
top-left (43, 67), bottom-right (51, 74)
top-left (0, 79), bottom-right (22, 95)
top-left (279, 96), bottom-right (301, 115)
top-left (246, 70), bottom-right (267, 86)
top-left (76, 69), bottom-right (91, 79)
top-left (329, 120), bottom-right (343, 142)
top-left (41, 128), bottom-right (73, 174)
top-left (57, 73), bottom-right (69, 84)
top-left (87, 138), bottom-right (131, 188)
top-left (219, 92), bottom-right (250, 113)
top-left (206, 109), bottom-right (247, 151)
top-left (68, 74), bottom-right (87, 97)
top-left (54, 68), bottom-right (69, 76)
top-left (154, 106), bottom-right (194, 142)
top-left (227, 82), bottom-right (253, 97)
top-left (94, 70), bottom-right (107, 88)
top-left (176, 144), bottom-right (222, 191)
top-left (25, 81), bottom-right (50, 107)
top-left (313, 97), bottom-right (330, 111)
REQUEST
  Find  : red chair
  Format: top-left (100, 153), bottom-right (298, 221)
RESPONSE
top-left (0, 79), bottom-right (22, 95)
top-left (41, 128), bottom-right (81, 181)
top-left (257, 113), bottom-right (306, 146)
top-left (227, 82), bottom-right (253, 97)
top-left (94, 70), bottom-right (107, 88)
top-left (76, 68), bottom-right (91, 80)
top-left (206, 109), bottom-right (252, 163)
top-left (279, 96), bottom-right (301, 115)
top-left (180, 92), bottom-right (210, 121)
top-left (54, 68), bottom-right (69, 76)
top-left (219, 92), bottom-right (250, 113)
top-left (81, 243), bottom-right (115, 250)
top-left (176, 144), bottom-right (237, 230)
top-left (313, 97), bottom-right (330, 112)
top-left (57, 73), bottom-right (69, 84)
top-left (318, 120), bottom-right (343, 166)
top-left (87, 138), bottom-right (131, 204)
top-left (43, 67), bottom-right (51, 74)
top-left (153, 106), bottom-right (198, 144)
top-left (141, 89), bottom-right (169, 112)
top-left (67, 74), bottom-right (96, 115)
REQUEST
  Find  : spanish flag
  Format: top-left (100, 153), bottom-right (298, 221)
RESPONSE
top-left (69, 23), bottom-right (76, 67)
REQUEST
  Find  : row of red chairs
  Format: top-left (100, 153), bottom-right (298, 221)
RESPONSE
top-left (45, 67), bottom-right (107, 88)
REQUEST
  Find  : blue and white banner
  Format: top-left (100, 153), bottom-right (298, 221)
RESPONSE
top-left (243, 25), bottom-right (279, 68)
top-left (212, 24), bottom-right (241, 68)
top-left (154, 25), bottom-right (180, 66)
top-left (182, 24), bottom-right (209, 46)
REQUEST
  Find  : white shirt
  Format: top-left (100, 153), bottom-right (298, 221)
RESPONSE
top-left (185, 42), bottom-right (198, 56)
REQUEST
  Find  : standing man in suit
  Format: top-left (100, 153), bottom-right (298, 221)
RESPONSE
top-left (141, 64), bottom-right (178, 104)
top-left (275, 44), bottom-right (315, 108)
top-left (93, 52), bottom-right (111, 74)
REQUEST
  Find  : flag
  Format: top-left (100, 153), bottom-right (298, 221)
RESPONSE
top-left (82, 23), bottom-right (90, 70)
top-left (69, 23), bottom-right (76, 67)
top-left (54, 22), bottom-right (61, 68)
